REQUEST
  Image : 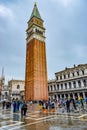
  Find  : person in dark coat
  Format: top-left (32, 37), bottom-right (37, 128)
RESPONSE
top-left (2, 101), bottom-right (5, 109)
top-left (21, 102), bottom-right (24, 116)
top-left (21, 101), bottom-right (27, 116)
top-left (23, 102), bottom-right (27, 116)
top-left (13, 101), bottom-right (16, 112)
top-left (66, 98), bottom-right (70, 113)
top-left (70, 97), bottom-right (77, 110)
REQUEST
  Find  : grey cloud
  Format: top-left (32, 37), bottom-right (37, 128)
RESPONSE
top-left (0, 0), bottom-right (86, 83)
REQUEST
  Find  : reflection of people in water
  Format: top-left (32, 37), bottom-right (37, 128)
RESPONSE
top-left (67, 114), bottom-right (73, 126)
top-left (13, 114), bottom-right (19, 121)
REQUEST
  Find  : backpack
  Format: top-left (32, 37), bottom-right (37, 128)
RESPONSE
top-left (23, 104), bottom-right (27, 110)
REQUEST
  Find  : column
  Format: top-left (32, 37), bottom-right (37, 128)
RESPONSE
top-left (76, 81), bottom-right (79, 88)
top-left (56, 94), bottom-right (58, 100)
top-left (63, 94), bottom-right (65, 99)
top-left (77, 93), bottom-right (79, 98)
top-left (67, 82), bottom-right (69, 89)
top-left (68, 93), bottom-right (70, 98)
top-left (52, 85), bottom-right (54, 91)
top-left (54, 94), bottom-right (55, 99)
top-left (71, 81), bottom-right (73, 89)
top-left (63, 83), bottom-right (65, 90)
top-left (81, 80), bottom-right (84, 88)
top-left (73, 93), bottom-right (76, 99)
top-left (83, 92), bottom-right (85, 98)
top-left (59, 84), bottom-right (61, 90)
top-left (60, 94), bottom-right (62, 98)
top-left (49, 86), bottom-right (50, 92)
top-left (49, 86), bottom-right (52, 92)
top-left (78, 93), bottom-right (81, 99)
top-left (58, 94), bottom-right (60, 99)
top-left (51, 95), bottom-right (52, 99)
top-left (56, 84), bottom-right (57, 91)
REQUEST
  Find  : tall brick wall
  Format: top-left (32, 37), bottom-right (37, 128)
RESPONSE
top-left (25, 38), bottom-right (48, 101)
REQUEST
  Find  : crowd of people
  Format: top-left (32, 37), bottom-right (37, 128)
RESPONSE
top-left (39, 96), bottom-right (87, 113)
top-left (57, 96), bottom-right (87, 113)
top-left (1, 98), bottom-right (28, 116)
top-left (1, 96), bottom-right (87, 117)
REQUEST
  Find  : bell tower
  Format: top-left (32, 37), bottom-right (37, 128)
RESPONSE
top-left (25, 3), bottom-right (48, 101)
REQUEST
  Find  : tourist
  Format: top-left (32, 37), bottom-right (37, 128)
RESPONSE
top-left (13, 100), bottom-right (16, 112)
top-left (2, 101), bottom-right (5, 109)
top-left (66, 98), bottom-right (70, 113)
top-left (23, 102), bottom-right (27, 116)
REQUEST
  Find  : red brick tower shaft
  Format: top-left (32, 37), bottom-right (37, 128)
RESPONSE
top-left (25, 3), bottom-right (48, 101)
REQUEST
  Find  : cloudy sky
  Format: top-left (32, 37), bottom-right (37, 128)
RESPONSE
top-left (0, 0), bottom-right (86, 84)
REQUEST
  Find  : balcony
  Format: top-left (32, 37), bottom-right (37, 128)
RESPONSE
top-left (49, 85), bottom-right (87, 93)
top-left (56, 74), bottom-right (87, 82)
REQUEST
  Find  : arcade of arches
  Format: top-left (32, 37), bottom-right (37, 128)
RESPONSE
top-left (48, 64), bottom-right (87, 100)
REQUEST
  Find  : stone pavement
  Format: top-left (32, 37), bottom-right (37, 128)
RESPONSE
top-left (0, 104), bottom-right (87, 130)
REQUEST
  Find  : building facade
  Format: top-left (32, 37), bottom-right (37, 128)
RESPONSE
top-left (48, 64), bottom-right (87, 99)
top-left (25, 3), bottom-right (48, 101)
top-left (0, 68), bottom-right (5, 100)
top-left (1, 85), bottom-right (9, 100)
top-left (8, 79), bottom-right (25, 100)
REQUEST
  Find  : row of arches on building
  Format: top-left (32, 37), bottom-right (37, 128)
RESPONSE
top-left (48, 79), bottom-right (87, 92)
top-left (50, 92), bottom-right (87, 100)
top-left (56, 69), bottom-right (86, 80)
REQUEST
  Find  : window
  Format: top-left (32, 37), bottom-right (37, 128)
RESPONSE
top-left (57, 84), bottom-right (59, 90)
top-left (73, 81), bottom-right (76, 88)
top-left (61, 84), bottom-right (63, 90)
top-left (78, 80), bottom-right (81, 88)
top-left (51, 86), bottom-right (52, 91)
top-left (17, 85), bottom-right (20, 89)
top-left (82, 70), bottom-right (84, 75)
top-left (77, 71), bottom-right (79, 76)
top-left (48, 86), bottom-right (49, 91)
top-left (69, 82), bottom-right (71, 89)
top-left (65, 83), bottom-right (67, 89)
top-left (54, 95), bottom-right (56, 99)
top-left (60, 75), bottom-right (62, 80)
top-left (56, 76), bottom-right (58, 80)
top-left (72, 73), bottom-right (74, 77)
top-left (83, 79), bottom-right (86, 87)
top-left (64, 74), bottom-right (66, 79)
top-left (35, 29), bottom-right (43, 35)
top-left (54, 85), bottom-right (56, 90)
top-left (68, 73), bottom-right (70, 78)
top-left (5, 92), bottom-right (7, 95)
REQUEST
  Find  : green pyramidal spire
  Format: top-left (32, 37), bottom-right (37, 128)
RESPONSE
top-left (30, 3), bottom-right (42, 20)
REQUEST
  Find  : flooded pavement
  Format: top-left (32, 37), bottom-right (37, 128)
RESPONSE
top-left (0, 104), bottom-right (87, 130)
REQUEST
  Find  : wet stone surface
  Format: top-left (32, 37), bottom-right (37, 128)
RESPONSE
top-left (0, 104), bottom-right (87, 130)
